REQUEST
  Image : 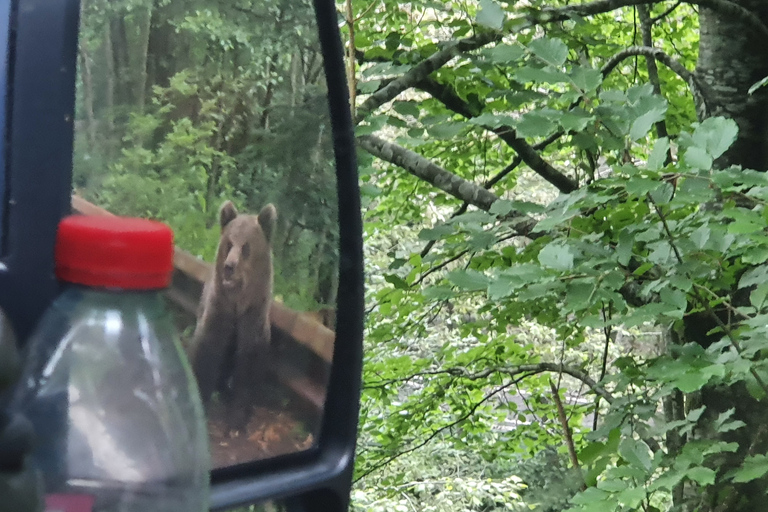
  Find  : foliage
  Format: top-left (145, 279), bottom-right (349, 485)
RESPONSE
top-left (73, 0), bottom-right (339, 311)
top-left (347, 0), bottom-right (768, 511)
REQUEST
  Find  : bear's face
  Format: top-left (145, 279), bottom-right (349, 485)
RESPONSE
top-left (216, 201), bottom-right (277, 294)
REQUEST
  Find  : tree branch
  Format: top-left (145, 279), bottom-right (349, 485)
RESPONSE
top-left (354, 377), bottom-right (527, 482)
top-left (354, 0), bottom-right (766, 123)
top-left (550, 379), bottom-right (586, 490)
top-left (365, 361), bottom-right (615, 404)
top-left (416, 78), bottom-right (578, 193)
top-left (638, 6), bottom-right (673, 163)
top-left (354, 31), bottom-right (500, 123)
top-left (649, 1), bottom-right (683, 24)
top-left (601, 45), bottom-right (703, 106)
top-left (538, 0), bottom-right (768, 39)
top-left (357, 134), bottom-right (538, 236)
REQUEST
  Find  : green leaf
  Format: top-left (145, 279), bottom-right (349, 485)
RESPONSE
top-left (528, 37), bottom-right (569, 67)
top-left (686, 467), bottom-right (716, 486)
top-left (630, 107), bottom-right (666, 141)
top-left (675, 371), bottom-right (711, 393)
top-left (743, 246), bottom-right (768, 264)
top-left (393, 101), bottom-right (420, 118)
top-left (489, 200), bottom-right (514, 216)
top-left (693, 117), bottom-right (739, 159)
top-left (617, 487), bottom-right (646, 508)
top-left (418, 225), bottom-right (453, 241)
top-left (566, 280), bottom-right (595, 310)
top-left (690, 225), bottom-right (711, 249)
top-left (732, 455), bottom-right (768, 483)
top-left (739, 265), bottom-right (768, 289)
top-left (515, 66), bottom-right (569, 84)
top-left (508, 200), bottom-right (546, 214)
top-left (447, 269), bottom-right (489, 291)
top-left (427, 122), bottom-right (466, 139)
top-left (423, 285), bottom-right (456, 300)
top-left (469, 112), bottom-right (514, 128)
top-left (485, 44), bottom-right (525, 63)
top-left (538, 242), bottom-right (574, 271)
top-left (626, 177), bottom-right (658, 196)
top-left (649, 182), bottom-right (674, 205)
top-left (633, 262), bottom-right (654, 276)
top-left (578, 441), bottom-right (607, 465)
top-left (384, 274), bottom-right (409, 289)
top-left (476, 0), bottom-right (505, 30)
top-left (616, 230), bottom-right (634, 266)
top-left (714, 409), bottom-right (746, 433)
top-left (750, 282), bottom-right (768, 310)
top-left (749, 75), bottom-right (768, 95)
top-left (647, 137), bottom-right (670, 171)
top-left (571, 66), bottom-right (602, 93)
top-left (618, 438), bottom-right (652, 472)
top-left (487, 276), bottom-right (514, 300)
top-left (559, 110), bottom-right (594, 132)
top-left (516, 112), bottom-right (556, 138)
top-left (683, 146), bottom-right (713, 170)
top-left (360, 183), bottom-right (382, 197)
top-left (660, 287), bottom-right (687, 312)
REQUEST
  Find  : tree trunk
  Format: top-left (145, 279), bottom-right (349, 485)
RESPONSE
top-left (695, 1), bottom-right (768, 170)
top-left (109, 18), bottom-right (132, 108)
top-left (136, 5), bottom-right (153, 111)
top-left (78, 44), bottom-right (97, 149)
top-left (146, 0), bottom-right (175, 93)
top-left (103, 23), bottom-right (115, 136)
top-left (684, 3), bottom-right (768, 510)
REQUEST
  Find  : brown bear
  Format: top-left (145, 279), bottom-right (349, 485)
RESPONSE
top-left (190, 200), bottom-right (277, 432)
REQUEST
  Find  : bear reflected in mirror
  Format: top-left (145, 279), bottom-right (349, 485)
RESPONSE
top-left (185, 200), bottom-right (332, 467)
top-left (190, 201), bottom-right (277, 432)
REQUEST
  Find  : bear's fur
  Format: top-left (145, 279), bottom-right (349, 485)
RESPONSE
top-left (191, 200), bottom-right (277, 431)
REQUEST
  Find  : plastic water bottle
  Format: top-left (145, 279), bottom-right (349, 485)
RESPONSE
top-left (10, 215), bottom-right (210, 512)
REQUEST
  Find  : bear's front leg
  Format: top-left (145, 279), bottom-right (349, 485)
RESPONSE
top-left (226, 308), bottom-right (272, 433)
top-left (191, 310), bottom-right (237, 408)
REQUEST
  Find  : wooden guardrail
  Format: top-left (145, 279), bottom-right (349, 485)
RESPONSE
top-left (71, 194), bottom-right (335, 409)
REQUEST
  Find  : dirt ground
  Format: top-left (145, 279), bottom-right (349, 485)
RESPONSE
top-left (206, 392), bottom-right (316, 468)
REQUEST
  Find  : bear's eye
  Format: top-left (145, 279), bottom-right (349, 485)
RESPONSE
top-left (224, 240), bottom-right (233, 254)
top-left (241, 242), bottom-right (250, 259)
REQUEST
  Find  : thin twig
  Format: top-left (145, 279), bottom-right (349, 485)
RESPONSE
top-left (550, 379), bottom-right (586, 491)
top-left (354, 376), bottom-right (527, 482)
top-left (594, 302), bottom-right (613, 430)
top-left (649, 1), bottom-right (682, 24)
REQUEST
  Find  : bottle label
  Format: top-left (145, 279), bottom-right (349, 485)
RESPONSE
top-left (45, 494), bottom-right (95, 512)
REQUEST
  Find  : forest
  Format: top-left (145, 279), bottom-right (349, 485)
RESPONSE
top-left (74, 0), bottom-right (768, 511)
top-left (73, 0), bottom-right (340, 316)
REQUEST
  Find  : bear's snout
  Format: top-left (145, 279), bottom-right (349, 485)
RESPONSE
top-left (223, 261), bottom-right (236, 280)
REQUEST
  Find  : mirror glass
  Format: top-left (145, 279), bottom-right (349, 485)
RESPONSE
top-left (72, 0), bottom-right (337, 468)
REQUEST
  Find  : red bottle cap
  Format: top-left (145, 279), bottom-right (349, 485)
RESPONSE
top-left (55, 215), bottom-right (174, 289)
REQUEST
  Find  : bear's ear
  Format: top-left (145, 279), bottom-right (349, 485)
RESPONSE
top-left (258, 203), bottom-right (277, 244)
top-left (220, 201), bottom-right (238, 228)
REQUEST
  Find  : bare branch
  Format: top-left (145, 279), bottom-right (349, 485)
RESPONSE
top-left (357, 134), bottom-right (538, 236)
